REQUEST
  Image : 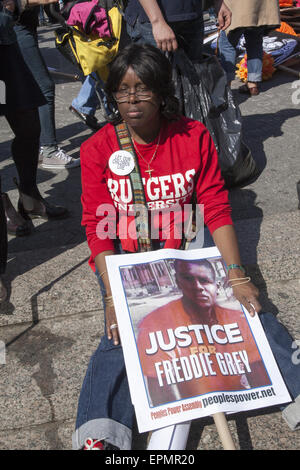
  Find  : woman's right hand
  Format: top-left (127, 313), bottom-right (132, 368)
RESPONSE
top-left (105, 302), bottom-right (120, 346)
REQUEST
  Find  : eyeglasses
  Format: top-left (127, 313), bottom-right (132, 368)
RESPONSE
top-left (112, 88), bottom-right (153, 103)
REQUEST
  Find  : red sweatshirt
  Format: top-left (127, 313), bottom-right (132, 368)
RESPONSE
top-left (81, 116), bottom-right (232, 270)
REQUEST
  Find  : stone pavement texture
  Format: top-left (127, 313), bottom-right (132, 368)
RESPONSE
top-left (0, 25), bottom-right (300, 451)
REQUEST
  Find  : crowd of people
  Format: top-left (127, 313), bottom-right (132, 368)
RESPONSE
top-left (1, 0), bottom-right (299, 450)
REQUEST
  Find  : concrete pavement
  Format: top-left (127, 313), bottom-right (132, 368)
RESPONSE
top-left (0, 24), bottom-right (299, 450)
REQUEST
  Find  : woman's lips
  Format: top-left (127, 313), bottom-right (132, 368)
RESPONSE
top-left (127, 109), bottom-right (143, 119)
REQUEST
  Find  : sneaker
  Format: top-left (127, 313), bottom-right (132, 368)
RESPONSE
top-left (83, 438), bottom-right (119, 450)
top-left (83, 439), bottom-right (105, 450)
top-left (40, 147), bottom-right (80, 170)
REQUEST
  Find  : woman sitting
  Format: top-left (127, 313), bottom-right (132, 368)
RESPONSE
top-left (73, 43), bottom-right (300, 450)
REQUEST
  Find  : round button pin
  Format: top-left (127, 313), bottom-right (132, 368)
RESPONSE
top-left (109, 150), bottom-right (135, 176)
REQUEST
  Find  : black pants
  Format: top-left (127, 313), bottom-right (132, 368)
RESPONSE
top-left (5, 107), bottom-right (41, 197)
top-left (0, 42), bottom-right (44, 274)
top-left (0, 177), bottom-right (7, 275)
top-left (15, 25), bottom-right (56, 147)
top-left (0, 107), bottom-right (41, 275)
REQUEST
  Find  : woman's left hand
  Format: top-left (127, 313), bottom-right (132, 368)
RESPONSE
top-left (231, 281), bottom-right (261, 317)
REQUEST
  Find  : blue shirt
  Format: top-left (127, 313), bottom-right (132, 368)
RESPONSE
top-left (125, 0), bottom-right (203, 26)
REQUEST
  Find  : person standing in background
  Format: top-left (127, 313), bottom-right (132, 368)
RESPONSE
top-left (124, 0), bottom-right (232, 61)
top-left (218, 0), bottom-right (280, 95)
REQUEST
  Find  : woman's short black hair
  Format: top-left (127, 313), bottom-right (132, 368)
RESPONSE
top-left (105, 43), bottom-right (180, 122)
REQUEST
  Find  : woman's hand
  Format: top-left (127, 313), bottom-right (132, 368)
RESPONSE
top-left (229, 272), bottom-right (261, 317)
top-left (105, 301), bottom-right (120, 345)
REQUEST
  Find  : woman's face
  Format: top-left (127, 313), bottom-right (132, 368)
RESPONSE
top-left (115, 67), bottom-right (162, 132)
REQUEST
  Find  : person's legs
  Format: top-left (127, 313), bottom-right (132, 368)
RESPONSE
top-left (15, 25), bottom-right (57, 148)
top-left (218, 29), bottom-right (241, 84)
top-left (5, 107), bottom-right (68, 220)
top-left (15, 25), bottom-right (80, 169)
top-left (0, 176), bottom-right (8, 302)
top-left (5, 108), bottom-right (41, 199)
top-left (72, 268), bottom-right (134, 450)
top-left (244, 27), bottom-right (264, 85)
top-left (72, 74), bottom-right (100, 116)
top-left (171, 17), bottom-right (204, 63)
top-left (259, 312), bottom-right (300, 430)
top-left (70, 73), bottom-right (109, 128)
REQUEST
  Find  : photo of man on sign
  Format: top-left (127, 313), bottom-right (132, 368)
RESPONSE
top-left (136, 258), bottom-right (271, 407)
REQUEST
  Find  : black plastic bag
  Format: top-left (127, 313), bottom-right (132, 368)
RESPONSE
top-left (171, 50), bottom-right (261, 188)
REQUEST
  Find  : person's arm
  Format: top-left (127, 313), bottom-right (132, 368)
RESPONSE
top-left (80, 131), bottom-right (121, 343)
top-left (94, 250), bottom-right (121, 346)
top-left (138, 0), bottom-right (177, 51)
top-left (195, 127), bottom-right (260, 317)
top-left (211, 225), bottom-right (261, 317)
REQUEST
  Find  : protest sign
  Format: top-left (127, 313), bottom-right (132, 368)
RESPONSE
top-left (106, 247), bottom-right (291, 433)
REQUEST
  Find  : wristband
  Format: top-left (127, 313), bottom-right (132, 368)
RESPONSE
top-left (227, 264), bottom-right (246, 273)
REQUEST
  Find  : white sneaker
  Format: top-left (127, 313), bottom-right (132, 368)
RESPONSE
top-left (40, 147), bottom-right (80, 170)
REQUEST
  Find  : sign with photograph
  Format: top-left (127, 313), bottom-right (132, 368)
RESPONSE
top-left (106, 247), bottom-right (291, 433)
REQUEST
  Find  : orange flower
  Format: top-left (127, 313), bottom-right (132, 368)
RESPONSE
top-left (236, 53), bottom-right (275, 82)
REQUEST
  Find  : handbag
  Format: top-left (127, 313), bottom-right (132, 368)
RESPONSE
top-left (171, 50), bottom-right (261, 188)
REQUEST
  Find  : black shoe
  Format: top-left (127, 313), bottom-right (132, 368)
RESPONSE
top-left (69, 105), bottom-right (105, 131)
top-left (14, 178), bottom-right (69, 221)
top-left (1, 193), bottom-right (31, 236)
top-left (18, 197), bottom-right (69, 221)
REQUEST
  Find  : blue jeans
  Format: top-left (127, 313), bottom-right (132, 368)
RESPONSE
top-left (73, 254), bottom-right (300, 448)
top-left (218, 27), bottom-right (265, 83)
top-left (72, 72), bottom-right (109, 117)
top-left (73, 267), bottom-right (134, 450)
top-left (14, 25), bottom-right (57, 147)
top-left (127, 17), bottom-right (204, 62)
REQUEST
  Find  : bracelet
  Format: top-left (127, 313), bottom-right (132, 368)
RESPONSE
top-left (228, 277), bottom-right (251, 287)
top-left (104, 295), bottom-right (115, 307)
top-left (227, 264), bottom-right (246, 273)
top-left (99, 270), bottom-right (107, 278)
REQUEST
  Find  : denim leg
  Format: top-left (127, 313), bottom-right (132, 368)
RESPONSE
top-left (72, 269), bottom-right (134, 450)
top-left (259, 313), bottom-right (300, 399)
top-left (218, 30), bottom-right (240, 82)
top-left (259, 312), bottom-right (300, 430)
top-left (72, 74), bottom-right (100, 116)
top-left (15, 25), bottom-right (57, 147)
top-left (244, 28), bottom-right (264, 83)
top-left (126, 20), bottom-right (157, 47)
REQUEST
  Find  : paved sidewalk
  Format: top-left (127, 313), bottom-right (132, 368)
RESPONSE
top-left (0, 25), bottom-right (299, 450)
